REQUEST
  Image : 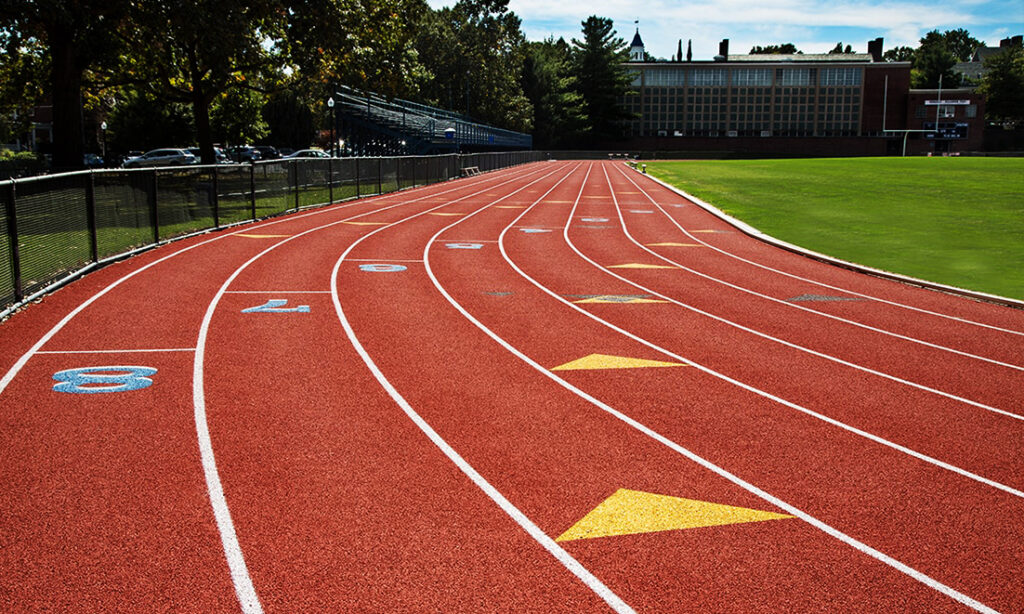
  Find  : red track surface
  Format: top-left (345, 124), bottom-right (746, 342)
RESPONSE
top-left (2, 161), bottom-right (1022, 613)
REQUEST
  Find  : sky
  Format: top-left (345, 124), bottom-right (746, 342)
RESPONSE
top-left (426, 0), bottom-right (1024, 59)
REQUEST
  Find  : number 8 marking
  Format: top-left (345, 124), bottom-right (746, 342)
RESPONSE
top-left (53, 366), bottom-right (158, 394)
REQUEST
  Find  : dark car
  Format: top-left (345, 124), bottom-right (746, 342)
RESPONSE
top-left (253, 145), bottom-right (280, 160)
top-left (227, 146), bottom-right (262, 163)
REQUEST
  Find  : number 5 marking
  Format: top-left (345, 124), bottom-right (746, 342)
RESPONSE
top-left (53, 366), bottom-right (158, 394)
top-left (241, 299), bottom-right (311, 314)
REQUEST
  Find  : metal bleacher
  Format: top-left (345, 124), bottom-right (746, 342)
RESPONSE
top-left (334, 86), bottom-right (532, 156)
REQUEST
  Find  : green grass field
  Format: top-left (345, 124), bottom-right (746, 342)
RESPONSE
top-left (645, 157), bottom-right (1024, 301)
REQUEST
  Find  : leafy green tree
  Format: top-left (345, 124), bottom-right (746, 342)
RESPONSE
top-left (120, 0), bottom-right (285, 164)
top-left (829, 42), bottom-right (853, 54)
top-left (522, 38), bottom-right (585, 148)
top-left (571, 16), bottom-right (633, 144)
top-left (211, 88), bottom-right (269, 146)
top-left (0, 0), bottom-right (129, 169)
top-left (105, 89), bottom-right (194, 153)
top-left (883, 46), bottom-right (916, 63)
top-left (415, 0), bottom-right (532, 131)
top-left (262, 88), bottom-right (316, 149)
top-left (0, 27), bottom-right (46, 146)
top-left (941, 28), bottom-right (982, 62)
top-left (750, 44), bottom-right (800, 54)
top-left (978, 44), bottom-right (1024, 127)
top-left (912, 31), bottom-right (963, 88)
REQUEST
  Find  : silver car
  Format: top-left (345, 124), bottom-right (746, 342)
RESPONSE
top-left (123, 148), bottom-right (197, 168)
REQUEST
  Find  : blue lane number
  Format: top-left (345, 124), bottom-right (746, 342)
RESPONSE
top-left (359, 264), bottom-right (407, 272)
top-left (242, 299), bottom-right (311, 314)
top-left (53, 366), bottom-right (158, 394)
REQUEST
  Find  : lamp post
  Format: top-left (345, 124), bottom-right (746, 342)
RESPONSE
top-left (326, 96), bottom-right (336, 157)
top-left (100, 121), bottom-right (107, 165)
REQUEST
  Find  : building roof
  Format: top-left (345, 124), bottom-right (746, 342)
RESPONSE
top-left (631, 29), bottom-right (644, 48)
top-left (727, 53), bottom-right (874, 63)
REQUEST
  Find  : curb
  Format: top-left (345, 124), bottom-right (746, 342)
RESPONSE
top-left (628, 164), bottom-right (1024, 311)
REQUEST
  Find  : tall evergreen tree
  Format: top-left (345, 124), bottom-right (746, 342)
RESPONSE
top-left (571, 16), bottom-right (633, 145)
top-left (522, 38), bottom-right (585, 148)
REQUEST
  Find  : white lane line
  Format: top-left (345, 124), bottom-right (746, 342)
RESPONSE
top-left (0, 165), bottom-right (537, 397)
top-left (332, 163), bottom-right (635, 613)
top-left (225, 291), bottom-right (333, 294)
top-left (192, 162), bottom-right (557, 614)
top-left (430, 162), bottom-right (998, 613)
top-left (614, 164), bottom-right (1024, 337)
top-left (557, 167), bottom-right (1024, 497)
top-left (606, 168), bottom-right (1024, 372)
top-left (578, 166), bottom-right (1024, 420)
top-left (37, 348), bottom-right (196, 354)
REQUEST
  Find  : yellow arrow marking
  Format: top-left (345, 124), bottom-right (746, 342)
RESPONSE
top-left (344, 221), bottom-right (389, 226)
top-left (647, 242), bottom-right (705, 247)
top-left (429, 212), bottom-right (465, 216)
top-left (574, 296), bottom-right (669, 304)
top-left (551, 353), bottom-right (686, 371)
top-left (691, 229), bottom-right (729, 233)
top-left (607, 263), bottom-right (676, 269)
top-left (556, 489), bottom-right (793, 541)
top-left (235, 234), bottom-right (291, 238)
top-left (495, 205), bottom-right (526, 209)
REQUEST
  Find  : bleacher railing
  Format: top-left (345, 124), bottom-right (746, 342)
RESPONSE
top-left (0, 151), bottom-right (543, 318)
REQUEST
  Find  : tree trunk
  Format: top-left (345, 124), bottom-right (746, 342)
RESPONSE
top-left (193, 88), bottom-right (215, 165)
top-left (49, 31), bottom-right (85, 171)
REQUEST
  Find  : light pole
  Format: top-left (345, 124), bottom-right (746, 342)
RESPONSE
top-left (100, 121), bottom-right (107, 165)
top-left (326, 96), bottom-right (336, 157)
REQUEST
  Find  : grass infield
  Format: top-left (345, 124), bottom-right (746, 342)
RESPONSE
top-left (645, 157), bottom-right (1024, 301)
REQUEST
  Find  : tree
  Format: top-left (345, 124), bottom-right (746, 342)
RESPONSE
top-left (883, 46), bottom-right (916, 63)
top-left (750, 44), bottom-right (800, 55)
top-left (978, 44), bottom-right (1024, 127)
top-left (829, 42), bottom-right (853, 54)
top-left (414, 0), bottom-right (532, 131)
top-left (0, 0), bottom-right (130, 169)
top-left (0, 26), bottom-right (46, 147)
top-left (941, 28), bottom-right (982, 62)
top-left (262, 88), bottom-right (315, 149)
top-left (522, 38), bottom-right (585, 148)
top-left (211, 88), bottom-right (269, 146)
top-left (912, 30), bottom-right (963, 88)
top-left (571, 16), bottom-right (633, 145)
top-left (120, 0), bottom-right (286, 164)
top-left (105, 89), bottom-right (194, 153)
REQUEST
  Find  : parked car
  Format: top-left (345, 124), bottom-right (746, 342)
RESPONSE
top-left (283, 148), bottom-right (330, 159)
top-left (122, 148), bottom-right (197, 168)
top-left (83, 153), bottom-right (105, 168)
top-left (227, 146), bottom-right (262, 163)
top-left (187, 147), bottom-right (232, 164)
top-left (277, 147), bottom-right (295, 157)
top-left (253, 145), bottom-right (280, 160)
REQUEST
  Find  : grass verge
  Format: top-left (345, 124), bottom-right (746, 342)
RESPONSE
top-left (645, 157), bottom-right (1024, 301)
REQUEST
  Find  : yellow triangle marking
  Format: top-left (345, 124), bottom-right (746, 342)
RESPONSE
top-left (607, 263), bottom-right (676, 269)
top-left (647, 242), bottom-right (705, 247)
top-left (556, 489), bottom-right (794, 542)
top-left (551, 353), bottom-right (686, 371)
top-left (235, 233), bottom-right (291, 238)
top-left (429, 212), bottom-right (465, 216)
top-left (574, 296), bottom-right (669, 304)
top-left (344, 221), bottom-right (389, 226)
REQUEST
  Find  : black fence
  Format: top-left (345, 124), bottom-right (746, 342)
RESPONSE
top-left (1, 151), bottom-right (542, 317)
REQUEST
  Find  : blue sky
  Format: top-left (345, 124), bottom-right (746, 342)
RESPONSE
top-left (427, 0), bottom-right (1023, 59)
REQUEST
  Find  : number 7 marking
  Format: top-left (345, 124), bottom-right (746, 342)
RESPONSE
top-left (241, 299), bottom-right (311, 314)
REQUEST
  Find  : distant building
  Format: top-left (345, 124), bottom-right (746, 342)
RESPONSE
top-left (955, 35), bottom-right (1023, 85)
top-left (620, 34), bottom-right (987, 155)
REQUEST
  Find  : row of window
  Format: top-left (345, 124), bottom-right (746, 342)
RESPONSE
top-left (634, 67), bottom-right (863, 88)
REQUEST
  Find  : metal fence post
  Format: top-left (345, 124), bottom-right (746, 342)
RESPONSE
top-left (85, 171), bottom-right (98, 262)
top-left (5, 181), bottom-right (22, 301)
top-left (355, 158), bottom-right (361, 198)
top-left (211, 168), bottom-right (220, 228)
top-left (395, 156), bottom-right (401, 191)
top-left (249, 163), bottom-right (257, 221)
top-left (377, 157), bottom-right (382, 195)
top-left (150, 170), bottom-right (160, 243)
top-left (292, 161), bottom-right (300, 212)
top-left (328, 156), bottom-right (334, 204)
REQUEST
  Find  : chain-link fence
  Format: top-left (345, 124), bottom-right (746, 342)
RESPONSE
top-left (1, 151), bottom-right (542, 317)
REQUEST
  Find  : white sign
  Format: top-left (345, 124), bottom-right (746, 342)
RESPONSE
top-left (925, 100), bottom-right (970, 105)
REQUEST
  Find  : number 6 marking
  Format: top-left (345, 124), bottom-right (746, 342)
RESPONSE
top-left (53, 366), bottom-right (158, 394)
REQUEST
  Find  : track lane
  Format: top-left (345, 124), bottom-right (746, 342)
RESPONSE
top-left (343, 162), bottom-right (973, 612)
top-left (608, 165), bottom-right (1024, 340)
top-left (0, 165), bottom-right (548, 611)
top-left (479, 163), bottom-right (1020, 611)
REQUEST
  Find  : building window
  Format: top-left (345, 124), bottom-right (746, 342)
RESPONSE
top-left (690, 68), bottom-right (727, 87)
top-left (777, 68), bottom-right (813, 86)
top-left (732, 68), bottom-right (772, 86)
top-left (644, 67), bottom-right (685, 87)
top-left (966, 104), bottom-right (977, 118)
top-left (820, 67), bottom-right (862, 86)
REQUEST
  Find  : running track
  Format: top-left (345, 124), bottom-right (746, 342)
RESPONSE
top-left (1, 161), bottom-right (1022, 613)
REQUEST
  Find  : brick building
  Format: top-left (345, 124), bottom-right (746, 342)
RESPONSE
top-left (621, 34), bottom-right (986, 156)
